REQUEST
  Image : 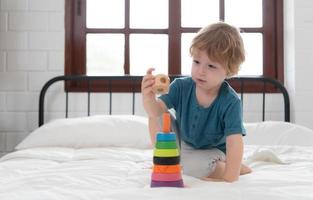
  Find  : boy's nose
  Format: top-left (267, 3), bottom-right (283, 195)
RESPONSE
top-left (199, 65), bottom-right (207, 74)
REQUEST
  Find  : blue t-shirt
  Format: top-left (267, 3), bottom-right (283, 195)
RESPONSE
top-left (159, 77), bottom-right (245, 153)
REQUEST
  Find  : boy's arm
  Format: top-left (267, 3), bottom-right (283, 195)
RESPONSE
top-left (148, 100), bottom-right (168, 145)
top-left (141, 68), bottom-right (168, 145)
top-left (142, 68), bottom-right (165, 117)
top-left (223, 134), bottom-right (244, 182)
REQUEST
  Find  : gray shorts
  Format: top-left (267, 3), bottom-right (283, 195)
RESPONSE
top-left (180, 142), bottom-right (226, 178)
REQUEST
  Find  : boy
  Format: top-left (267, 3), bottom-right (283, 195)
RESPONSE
top-left (141, 22), bottom-right (252, 182)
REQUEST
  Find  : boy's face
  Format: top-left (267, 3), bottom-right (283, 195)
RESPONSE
top-left (191, 49), bottom-right (227, 91)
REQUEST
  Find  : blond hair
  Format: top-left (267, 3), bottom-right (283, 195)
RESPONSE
top-left (190, 22), bottom-right (245, 77)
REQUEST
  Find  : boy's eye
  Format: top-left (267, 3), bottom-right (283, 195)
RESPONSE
top-left (208, 64), bottom-right (217, 69)
top-left (193, 60), bottom-right (200, 64)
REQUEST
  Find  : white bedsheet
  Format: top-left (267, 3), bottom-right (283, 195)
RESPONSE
top-left (0, 146), bottom-right (313, 200)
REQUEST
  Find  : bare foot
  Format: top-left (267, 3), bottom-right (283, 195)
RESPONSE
top-left (240, 164), bottom-right (252, 175)
top-left (201, 177), bottom-right (224, 182)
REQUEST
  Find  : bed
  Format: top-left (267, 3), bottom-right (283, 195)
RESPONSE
top-left (1, 75), bottom-right (313, 200)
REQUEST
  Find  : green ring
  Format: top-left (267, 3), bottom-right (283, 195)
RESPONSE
top-left (155, 141), bottom-right (178, 149)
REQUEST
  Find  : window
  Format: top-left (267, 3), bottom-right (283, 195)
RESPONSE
top-left (65, 0), bottom-right (283, 92)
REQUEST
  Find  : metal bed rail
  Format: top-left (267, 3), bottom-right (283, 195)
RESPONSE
top-left (39, 75), bottom-right (290, 126)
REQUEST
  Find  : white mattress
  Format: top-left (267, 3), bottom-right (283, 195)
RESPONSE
top-left (1, 145), bottom-right (313, 200)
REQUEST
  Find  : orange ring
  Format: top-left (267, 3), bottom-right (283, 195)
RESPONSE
top-left (162, 113), bottom-right (171, 133)
top-left (153, 164), bottom-right (181, 174)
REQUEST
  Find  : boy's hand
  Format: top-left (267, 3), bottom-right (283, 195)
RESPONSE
top-left (141, 68), bottom-right (156, 99)
top-left (141, 67), bottom-right (167, 118)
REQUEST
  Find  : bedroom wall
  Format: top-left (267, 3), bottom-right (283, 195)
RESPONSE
top-left (0, 0), bottom-right (64, 156)
top-left (0, 0), bottom-right (312, 156)
top-left (284, 0), bottom-right (313, 129)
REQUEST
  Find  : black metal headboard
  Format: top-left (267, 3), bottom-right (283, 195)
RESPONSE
top-left (39, 75), bottom-right (290, 126)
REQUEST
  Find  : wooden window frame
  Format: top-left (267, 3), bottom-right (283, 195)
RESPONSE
top-left (65, 0), bottom-right (284, 93)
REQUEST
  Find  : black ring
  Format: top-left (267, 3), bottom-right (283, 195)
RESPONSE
top-left (153, 156), bottom-right (180, 165)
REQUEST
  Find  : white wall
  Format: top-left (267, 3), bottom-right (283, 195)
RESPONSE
top-left (0, 0), bottom-right (64, 156)
top-left (0, 0), bottom-right (312, 155)
top-left (284, 0), bottom-right (313, 128)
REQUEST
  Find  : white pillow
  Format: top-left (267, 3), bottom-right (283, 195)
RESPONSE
top-left (244, 121), bottom-right (313, 146)
top-left (16, 115), bottom-right (152, 150)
